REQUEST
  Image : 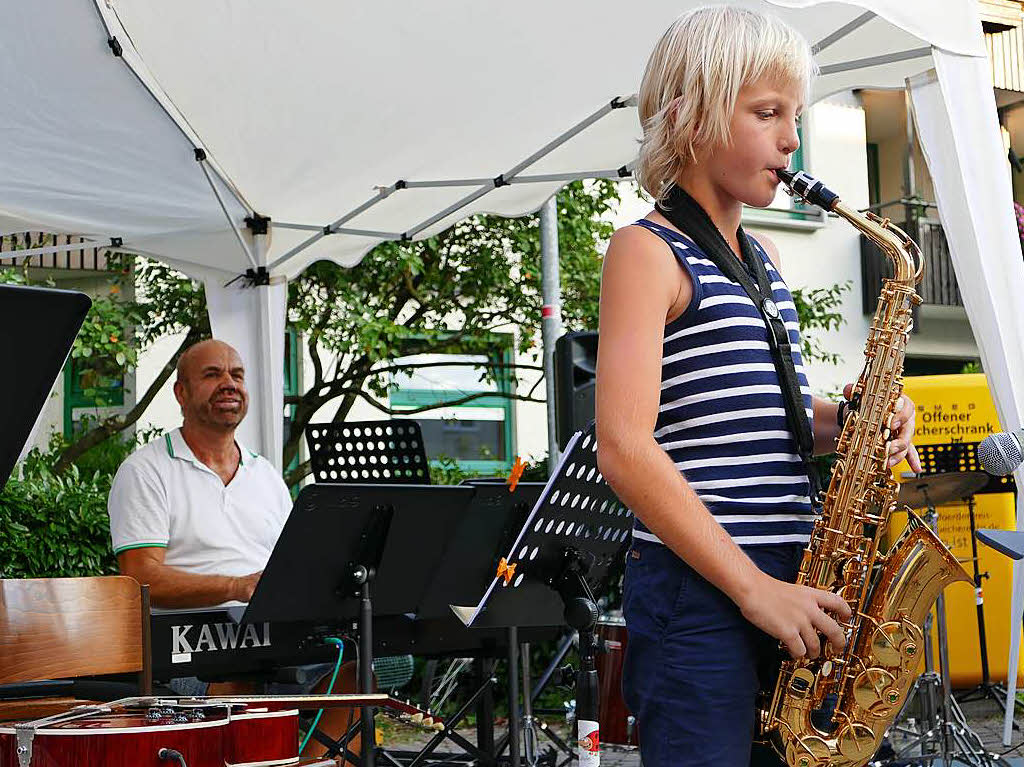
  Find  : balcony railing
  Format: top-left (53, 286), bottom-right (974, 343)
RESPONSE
top-left (860, 213), bottom-right (963, 315)
top-left (0, 232), bottom-right (111, 271)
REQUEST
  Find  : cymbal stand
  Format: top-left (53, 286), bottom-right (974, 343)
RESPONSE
top-left (875, 498), bottom-right (1006, 767)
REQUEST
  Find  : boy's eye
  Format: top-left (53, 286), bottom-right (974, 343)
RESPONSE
top-left (757, 110), bottom-right (776, 120)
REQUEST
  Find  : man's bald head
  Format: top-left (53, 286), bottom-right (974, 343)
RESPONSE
top-left (173, 339), bottom-right (248, 431)
top-left (176, 339), bottom-right (241, 382)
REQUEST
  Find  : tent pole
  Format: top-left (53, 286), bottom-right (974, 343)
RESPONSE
top-left (540, 196), bottom-right (563, 473)
top-left (250, 227), bottom-right (280, 471)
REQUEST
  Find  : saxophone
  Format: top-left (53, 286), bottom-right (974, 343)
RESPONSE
top-left (760, 170), bottom-right (972, 767)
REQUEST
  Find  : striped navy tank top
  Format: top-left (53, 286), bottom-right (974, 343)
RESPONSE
top-left (632, 219), bottom-right (816, 547)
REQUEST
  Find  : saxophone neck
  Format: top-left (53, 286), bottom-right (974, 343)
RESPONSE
top-left (775, 169), bottom-right (921, 287)
top-left (833, 200), bottom-right (922, 287)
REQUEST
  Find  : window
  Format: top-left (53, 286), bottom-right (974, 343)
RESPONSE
top-left (63, 356), bottom-right (125, 438)
top-left (866, 142), bottom-right (880, 209)
top-left (788, 123), bottom-right (809, 217)
top-left (388, 336), bottom-right (516, 474)
top-left (744, 124), bottom-right (817, 223)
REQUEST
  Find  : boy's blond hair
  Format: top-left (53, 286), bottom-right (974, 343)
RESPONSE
top-left (636, 6), bottom-right (816, 204)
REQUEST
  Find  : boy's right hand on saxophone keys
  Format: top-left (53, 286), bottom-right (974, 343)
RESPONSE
top-left (738, 572), bottom-right (853, 660)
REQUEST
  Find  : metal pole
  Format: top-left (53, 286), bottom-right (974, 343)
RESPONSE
top-left (359, 575), bottom-right (375, 767)
top-left (507, 628), bottom-right (521, 767)
top-left (540, 196), bottom-right (563, 473)
top-left (522, 642), bottom-right (536, 766)
top-left (903, 85), bottom-right (919, 241)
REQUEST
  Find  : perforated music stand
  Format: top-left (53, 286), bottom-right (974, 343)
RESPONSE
top-left (456, 424), bottom-right (633, 767)
top-left (305, 420), bottom-right (430, 484)
top-left (457, 425), bottom-right (633, 630)
top-left (915, 441), bottom-right (1015, 495)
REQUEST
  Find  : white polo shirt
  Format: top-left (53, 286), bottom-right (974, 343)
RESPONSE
top-left (108, 428), bottom-right (293, 581)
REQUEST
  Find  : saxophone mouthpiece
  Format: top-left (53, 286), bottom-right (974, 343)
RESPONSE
top-left (775, 169), bottom-right (840, 212)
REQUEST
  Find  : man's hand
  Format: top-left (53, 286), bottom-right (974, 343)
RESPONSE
top-left (843, 383), bottom-right (921, 473)
top-left (231, 571), bottom-right (263, 603)
top-left (738, 572), bottom-right (852, 660)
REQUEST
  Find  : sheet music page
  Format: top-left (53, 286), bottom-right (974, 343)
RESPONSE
top-left (450, 430), bottom-right (583, 626)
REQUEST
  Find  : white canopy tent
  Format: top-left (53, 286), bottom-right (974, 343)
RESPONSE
top-left (5, 0), bottom-right (1024, 723)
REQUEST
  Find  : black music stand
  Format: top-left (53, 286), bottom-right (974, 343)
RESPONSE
top-left (0, 284), bottom-right (90, 488)
top-left (457, 424), bottom-right (633, 766)
top-left (306, 419), bottom-right (429, 484)
top-left (242, 482), bottom-right (473, 767)
top-left (418, 481), bottom-right (542, 621)
top-left (914, 443), bottom-right (1015, 711)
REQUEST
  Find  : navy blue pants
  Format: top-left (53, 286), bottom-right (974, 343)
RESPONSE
top-left (621, 540), bottom-right (803, 767)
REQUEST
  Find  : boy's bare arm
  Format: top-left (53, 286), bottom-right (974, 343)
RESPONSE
top-left (596, 226), bottom-right (850, 659)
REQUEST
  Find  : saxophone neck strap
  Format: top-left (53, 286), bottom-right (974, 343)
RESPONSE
top-left (655, 184), bottom-right (821, 505)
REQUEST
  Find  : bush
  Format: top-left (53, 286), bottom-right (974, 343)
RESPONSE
top-left (0, 462), bottom-right (117, 578)
top-left (0, 428), bottom-right (157, 578)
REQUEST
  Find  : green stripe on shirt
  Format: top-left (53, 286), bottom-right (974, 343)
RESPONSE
top-left (113, 541), bottom-right (168, 554)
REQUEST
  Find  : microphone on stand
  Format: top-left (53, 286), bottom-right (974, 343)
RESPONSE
top-left (977, 429), bottom-right (1024, 476)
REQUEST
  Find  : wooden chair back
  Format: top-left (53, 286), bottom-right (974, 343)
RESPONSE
top-left (0, 576), bottom-right (151, 693)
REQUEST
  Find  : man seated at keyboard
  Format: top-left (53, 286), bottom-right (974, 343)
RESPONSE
top-left (108, 339), bottom-right (360, 761)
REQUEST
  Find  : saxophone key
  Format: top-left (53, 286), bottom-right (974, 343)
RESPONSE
top-left (836, 722), bottom-right (877, 764)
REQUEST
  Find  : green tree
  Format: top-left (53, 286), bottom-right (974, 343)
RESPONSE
top-left (11, 183), bottom-right (849, 484)
top-left (791, 281), bottom-right (852, 366)
top-left (52, 255), bottom-right (209, 472)
top-left (283, 179), bottom-right (617, 483)
top-left (6, 181), bottom-right (618, 481)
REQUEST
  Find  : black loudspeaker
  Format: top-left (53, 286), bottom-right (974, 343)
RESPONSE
top-left (553, 331), bottom-right (598, 450)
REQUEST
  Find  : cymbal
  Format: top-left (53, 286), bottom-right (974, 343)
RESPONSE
top-left (896, 471), bottom-right (989, 509)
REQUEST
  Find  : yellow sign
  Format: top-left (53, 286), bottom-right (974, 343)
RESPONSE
top-left (891, 373), bottom-right (1021, 687)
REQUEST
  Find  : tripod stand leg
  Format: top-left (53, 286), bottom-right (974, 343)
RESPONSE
top-left (477, 657), bottom-right (495, 759)
top-left (359, 578), bottom-right (375, 767)
top-left (522, 641), bottom-right (538, 767)
top-left (508, 627), bottom-right (522, 767)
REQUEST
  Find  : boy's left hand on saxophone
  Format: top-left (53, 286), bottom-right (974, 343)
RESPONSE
top-left (842, 383), bottom-right (922, 473)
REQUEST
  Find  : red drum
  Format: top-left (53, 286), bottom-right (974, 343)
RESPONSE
top-left (595, 617), bottom-right (638, 746)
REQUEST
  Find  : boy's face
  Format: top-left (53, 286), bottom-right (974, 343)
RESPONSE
top-left (703, 76), bottom-right (804, 209)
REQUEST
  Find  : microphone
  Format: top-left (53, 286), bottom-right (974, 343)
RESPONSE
top-left (977, 429), bottom-right (1024, 476)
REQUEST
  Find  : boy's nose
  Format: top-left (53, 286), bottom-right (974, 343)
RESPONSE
top-left (780, 124), bottom-right (800, 155)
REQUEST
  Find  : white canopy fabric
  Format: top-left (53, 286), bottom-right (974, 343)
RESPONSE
top-left (2, 0), bottom-right (996, 466)
top-left (3, 0), bottom-right (1019, 484)
top-left (909, 52), bottom-right (1024, 741)
top-left (6, 0), bottom-right (1024, 725)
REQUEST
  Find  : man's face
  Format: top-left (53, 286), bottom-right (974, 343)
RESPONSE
top-left (175, 343), bottom-right (248, 430)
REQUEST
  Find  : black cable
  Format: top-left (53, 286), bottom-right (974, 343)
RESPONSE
top-left (157, 748), bottom-right (187, 767)
top-left (998, 739), bottom-right (1024, 757)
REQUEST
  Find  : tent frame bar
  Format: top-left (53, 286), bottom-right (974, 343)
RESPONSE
top-left (0, 239), bottom-right (111, 261)
top-left (403, 96), bottom-right (637, 239)
top-left (268, 183), bottom-right (405, 271)
top-left (820, 47), bottom-right (932, 76)
top-left (87, 0), bottom-right (255, 218)
top-left (399, 166), bottom-right (634, 190)
top-left (812, 11), bottom-right (876, 54)
top-left (266, 95), bottom-right (637, 271)
top-left (197, 156), bottom-right (260, 270)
